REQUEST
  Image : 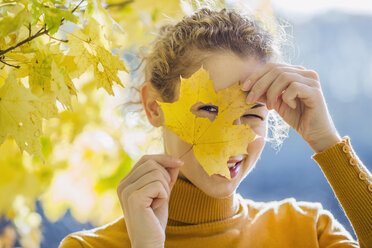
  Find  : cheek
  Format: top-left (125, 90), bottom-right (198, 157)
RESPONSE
top-left (245, 122), bottom-right (267, 156)
top-left (250, 121), bottom-right (267, 138)
top-left (246, 135), bottom-right (265, 163)
top-left (163, 127), bottom-right (193, 156)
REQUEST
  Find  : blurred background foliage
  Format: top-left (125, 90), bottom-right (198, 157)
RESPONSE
top-left (0, 0), bottom-right (371, 247)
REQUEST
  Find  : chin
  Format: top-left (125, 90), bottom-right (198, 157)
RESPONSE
top-left (190, 173), bottom-right (240, 199)
top-left (185, 158), bottom-right (254, 198)
top-left (205, 184), bottom-right (237, 198)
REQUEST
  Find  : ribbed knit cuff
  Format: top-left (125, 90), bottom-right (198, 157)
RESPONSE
top-left (312, 136), bottom-right (372, 247)
top-left (312, 136), bottom-right (371, 190)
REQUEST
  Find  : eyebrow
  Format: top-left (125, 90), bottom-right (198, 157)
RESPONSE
top-left (250, 103), bottom-right (265, 109)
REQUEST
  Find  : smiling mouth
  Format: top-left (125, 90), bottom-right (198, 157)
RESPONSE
top-left (227, 155), bottom-right (245, 168)
top-left (215, 156), bottom-right (244, 179)
top-left (227, 161), bottom-right (241, 168)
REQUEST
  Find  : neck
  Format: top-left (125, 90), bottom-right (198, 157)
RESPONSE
top-left (167, 177), bottom-right (239, 225)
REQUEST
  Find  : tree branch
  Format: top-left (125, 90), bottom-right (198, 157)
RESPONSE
top-left (105, 0), bottom-right (133, 9)
top-left (0, 29), bottom-right (49, 57)
top-left (0, 59), bottom-right (20, 69)
top-left (71, 0), bottom-right (84, 14)
top-left (0, 0), bottom-right (84, 58)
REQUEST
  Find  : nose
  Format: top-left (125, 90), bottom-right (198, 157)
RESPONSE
top-left (233, 117), bottom-right (241, 125)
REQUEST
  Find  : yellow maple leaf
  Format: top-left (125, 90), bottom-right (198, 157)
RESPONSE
top-left (107, 0), bottom-right (183, 49)
top-left (54, 54), bottom-right (79, 96)
top-left (66, 18), bottom-right (128, 96)
top-left (50, 60), bottom-right (75, 111)
top-left (26, 51), bottom-right (53, 94)
top-left (157, 65), bottom-right (256, 180)
top-left (0, 72), bottom-right (50, 161)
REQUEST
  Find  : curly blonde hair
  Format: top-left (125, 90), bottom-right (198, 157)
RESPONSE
top-left (119, 4), bottom-right (290, 149)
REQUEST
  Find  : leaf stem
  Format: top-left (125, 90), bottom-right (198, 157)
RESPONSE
top-left (47, 35), bottom-right (68, 43)
top-left (178, 145), bottom-right (194, 160)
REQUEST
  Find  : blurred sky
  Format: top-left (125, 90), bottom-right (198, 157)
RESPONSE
top-left (271, 0), bottom-right (372, 16)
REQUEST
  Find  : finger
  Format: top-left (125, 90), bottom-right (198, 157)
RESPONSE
top-left (241, 62), bottom-right (308, 91)
top-left (120, 154), bottom-right (183, 185)
top-left (244, 65), bottom-right (281, 103)
top-left (124, 170), bottom-right (171, 207)
top-left (125, 160), bottom-right (172, 186)
top-left (140, 182), bottom-right (169, 210)
top-left (293, 65), bottom-right (305, 69)
top-left (244, 66), bottom-right (319, 104)
top-left (241, 63), bottom-right (316, 91)
top-left (281, 82), bottom-right (321, 109)
top-left (138, 154), bottom-right (184, 169)
top-left (129, 181), bottom-right (168, 209)
top-left (241, 62), bottom-right (276, 91)
top-left (280, 66), bottom-right (320, 80)
top-left (266, 72), bottom-right (319, 109)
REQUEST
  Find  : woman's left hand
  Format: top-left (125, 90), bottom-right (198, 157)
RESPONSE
top-left (241, 62), bottom-right (341, 153)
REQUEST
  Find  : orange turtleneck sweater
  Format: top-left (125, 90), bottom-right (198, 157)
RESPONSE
top-left (59, 137), bottom-right (372, 248)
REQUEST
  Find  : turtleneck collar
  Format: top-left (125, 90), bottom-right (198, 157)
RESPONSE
top-left (167, 177), bottom-right (239, 225)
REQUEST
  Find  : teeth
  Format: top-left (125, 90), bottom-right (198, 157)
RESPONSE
top-left (227, 162), bottom-right (236, 168)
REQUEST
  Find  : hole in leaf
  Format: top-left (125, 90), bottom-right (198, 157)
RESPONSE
top-left (190, 101), bottom-right (218, 122)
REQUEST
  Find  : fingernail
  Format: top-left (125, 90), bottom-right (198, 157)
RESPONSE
top-left (241, 79), bottom-right (251, 91)
top-left (175, 158), bottom-right (184, 165)
top-left (246, 91), bottom-right (255, 103)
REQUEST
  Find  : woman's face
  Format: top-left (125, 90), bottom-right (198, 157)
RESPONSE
top-left (159, 52), bottom-right (268, 198)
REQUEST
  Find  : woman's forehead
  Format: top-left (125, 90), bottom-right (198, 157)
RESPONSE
top-left (201, 52), bottom-right (265, 92)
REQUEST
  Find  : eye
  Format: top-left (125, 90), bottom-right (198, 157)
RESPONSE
top-left (241, 114), bottom-right (264, 120)
top-left (199, 105), bottom-right (218, 114)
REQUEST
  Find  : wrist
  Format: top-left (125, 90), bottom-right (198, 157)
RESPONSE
top-left (307, 131), bottom-right (342, 153)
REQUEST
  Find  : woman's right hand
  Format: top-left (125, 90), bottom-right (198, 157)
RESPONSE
top-left (117, 154), bottom-right (184, 248)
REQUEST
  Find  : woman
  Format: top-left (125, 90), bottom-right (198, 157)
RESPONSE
top-left (59, 7), bottom-right (372, 248)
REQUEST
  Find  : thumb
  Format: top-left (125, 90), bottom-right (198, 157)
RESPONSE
top-left (167, 165), bottom-right (183, 190)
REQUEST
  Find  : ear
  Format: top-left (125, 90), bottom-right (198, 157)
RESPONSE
top-left (141, 82), bottom-right (164, 127)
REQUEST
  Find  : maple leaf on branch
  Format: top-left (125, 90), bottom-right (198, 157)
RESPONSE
top-left (0, 0), bottom-right (129, 160)
top-left (66, 18), bottom-right (128, 95)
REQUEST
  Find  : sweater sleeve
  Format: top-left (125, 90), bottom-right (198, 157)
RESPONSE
top-left (316, 208), bottom-right (360, 248)
top-left (58, 235), bottom-right (84, 248)
top-left (312, 136), bottom-right (372, 248)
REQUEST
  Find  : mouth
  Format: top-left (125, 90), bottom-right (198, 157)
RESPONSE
top-left (216, 155), bottom-right (245, 179)
top-left (227, 155), bottom-right (244, 168)
top-left (227, 161), bottom-right (241, 169)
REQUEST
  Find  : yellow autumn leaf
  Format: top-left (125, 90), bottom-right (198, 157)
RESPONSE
top-left (50, 60), bottom-right (75, 111)
top-left (0, 71), bottom-right (52, 161)
top-left (157, 65), bottom-right (256, 180)
top-left (1, 51), bottom-right (30, 71)
top-left (118, 0), bottom-right (183, 48)
top-left (0, 68), bottom-right (7, 88)
top-left (53, 54), bottom-right (79, 97)
top-left (26, 50), bottom-right (53, 94)
top-left (85, 0), bottom-right (126, 49)
top-left (0, 139), bottom-right (47, 215)
top-left (66, 18), bottom-right (128, 96)
top-left (0, 1), bottom-right (31, 38)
